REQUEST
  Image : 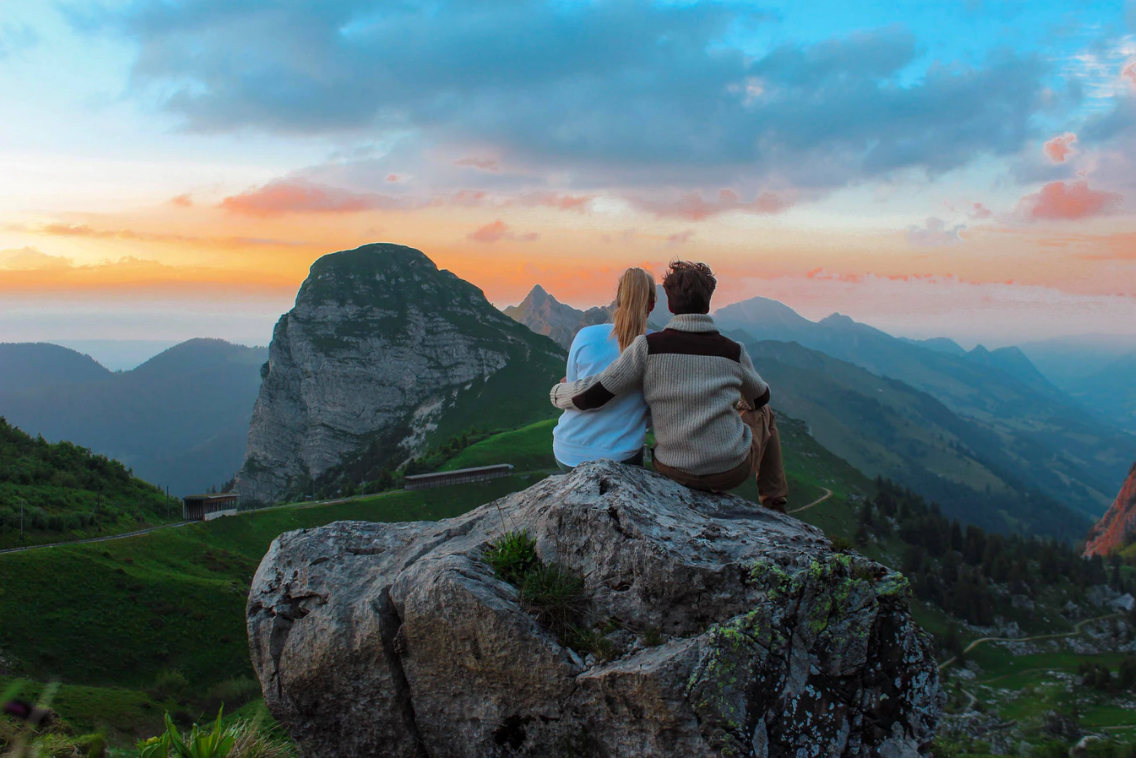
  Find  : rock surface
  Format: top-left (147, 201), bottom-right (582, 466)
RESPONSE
top-left (1084, 462), bottom-right (1136, 557)
top-left (234, 243), bottom-right (563, 503)
top-left (248, 461), bottom-right (942, 757)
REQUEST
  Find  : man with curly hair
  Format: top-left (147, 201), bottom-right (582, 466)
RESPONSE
top-left (550, 260), bottom-right (787, 512)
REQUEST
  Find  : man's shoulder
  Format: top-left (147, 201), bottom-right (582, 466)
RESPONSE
top-left (645, 329), bottom-right (741, 361)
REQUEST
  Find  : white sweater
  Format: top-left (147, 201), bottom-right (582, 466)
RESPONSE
top-left (552, 324), bottom-right (650, 467)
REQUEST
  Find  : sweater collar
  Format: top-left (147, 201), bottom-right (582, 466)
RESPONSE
top-left (664, 314), bottom-right (719, 333)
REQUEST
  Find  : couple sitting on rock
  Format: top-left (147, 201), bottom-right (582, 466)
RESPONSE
top-left (550, 260), bottom-right (788, 512)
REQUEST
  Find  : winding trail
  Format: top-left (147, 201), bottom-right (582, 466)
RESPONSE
top-left (938, 613), bottom-right (1120, 670)
top-left (789, 487), bottom-right (834, 514)
top-left (0, 521), bottom-right (192, 556)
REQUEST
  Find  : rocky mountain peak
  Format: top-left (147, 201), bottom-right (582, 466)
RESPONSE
top-left (1084, 463), bottom-right (1136, 557)
top-left (234, 243), bottom-right (563, 504)
top-left (248, 460), bottom-right (942, 757)
top-left (504, 284), bottom-right (609, 349)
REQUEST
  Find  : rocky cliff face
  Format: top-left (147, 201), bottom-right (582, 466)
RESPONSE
top-left (248, 461), bottom-right (942, 757)
top-left (1084, 463), bottom-right (1136, 557)
top-left (234, 243), bottom-right (563, 504)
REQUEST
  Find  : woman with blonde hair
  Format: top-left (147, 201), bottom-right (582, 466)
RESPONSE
top-left (552, 267), bottom-right (657, 470)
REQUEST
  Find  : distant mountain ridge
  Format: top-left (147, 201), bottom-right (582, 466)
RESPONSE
top-left (235, 243), bottom-right (565, 504)
top-left (1071, 352), bottom-right (1136, 434)
top-left (0, 342), bottom-right (113, 393)
top-left (504, 284), bottom-right (671, 349)
top-left (717, 296), bottom-right (1135, 519)
top-left (0, 339), bottom-right (267, 496)
top-left (741, 338), bottom-right (1089, 538)
top-left (503, 285), bottom-right (610, 349)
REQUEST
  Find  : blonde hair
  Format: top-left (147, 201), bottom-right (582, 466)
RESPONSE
top-left (612, 268), bottom-right (656, 352)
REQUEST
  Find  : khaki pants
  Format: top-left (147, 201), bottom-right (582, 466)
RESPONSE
top-left (654, 406), bottom-right (789, 511)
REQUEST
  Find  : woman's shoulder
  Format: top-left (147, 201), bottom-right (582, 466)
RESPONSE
top-left (573, 323), bottom-right (614, 345)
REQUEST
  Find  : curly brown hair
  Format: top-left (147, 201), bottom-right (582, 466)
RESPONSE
top-left (662, 260), bottom-right (717, 315)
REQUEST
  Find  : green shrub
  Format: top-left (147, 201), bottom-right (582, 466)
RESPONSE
top-left (205, 677), bottom-right (262, 710)
top-left (150, 669), bottom-right (191, 703)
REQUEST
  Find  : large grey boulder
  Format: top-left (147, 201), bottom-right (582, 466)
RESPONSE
top-left (248, 460), bottom-right (942, 757)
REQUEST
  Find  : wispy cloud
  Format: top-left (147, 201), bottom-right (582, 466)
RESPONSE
top-left (632, 189), bottom-right (792, 221)
top-left (906, 217), bottom-right (966, 247)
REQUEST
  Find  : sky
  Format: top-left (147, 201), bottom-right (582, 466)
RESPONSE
top-left (2, 0), bottom-right (1136, 350)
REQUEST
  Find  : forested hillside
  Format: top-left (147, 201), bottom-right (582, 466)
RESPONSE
top-left (0, 418), bottom-right (174, 549)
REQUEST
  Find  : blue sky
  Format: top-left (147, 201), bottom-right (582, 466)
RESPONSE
top-left (1, 0), bottom-right (1135, 347)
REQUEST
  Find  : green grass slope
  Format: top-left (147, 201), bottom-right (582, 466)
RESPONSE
top-left (0, 418), bottom-right (176, 550)
top-left (0, 476), bottom-right (536, 746)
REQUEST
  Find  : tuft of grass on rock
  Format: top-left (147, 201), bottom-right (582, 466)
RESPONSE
top-left (566, 625), bottom-right (620, 663)
top-left (483, 530), bottom-right (539, 585)
top-left (520, 563), bottom-right (587, 637)
top-left (483, 530), bottom-right (589, 642)
top-left (829, 535), bottom-right (855, 554)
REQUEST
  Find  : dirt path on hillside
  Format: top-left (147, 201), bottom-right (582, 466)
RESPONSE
top-left (789, 487), bottom-right (834, 514)
top-left (938, 613), bottom-right (1120, 670)
top-left (0, 490), bottom-right (387, 556)
top-left (0, 521), bottom-right (193, 556)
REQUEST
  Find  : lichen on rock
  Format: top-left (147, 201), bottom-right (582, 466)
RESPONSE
top-left (247, 460), bottom-right (943, 757)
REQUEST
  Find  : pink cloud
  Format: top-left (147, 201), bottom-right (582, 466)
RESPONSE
top-left (467, 219), bottom-right (539, 244)
top-left (518, 192), bottom-right (595, 213)
top-left (1123, 60), bottom-right (1136, 89)
top-left (385, 174), bottom-right (401, 183)
top-left (635, 189), bottom-right (791, 221)
top-left (219, 180), bottom-right (405, 217)
top-left (969, 202), bottom-right (992, 219)
top-left (170, 194), bottom-right (193, 207)
top-left (468, 220), bottom-right (509, 243)
top-left (455, 157), bottom-right (500, 171)
top-left (1020, 180), bottom-right (1122, 221)
top-left (667, 230), bottom-right (695, 244)
top-left (1043, 133), bottom-right (1077, 163)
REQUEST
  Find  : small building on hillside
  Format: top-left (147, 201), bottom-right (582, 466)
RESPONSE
top-left (183, 493), bottom-right (240, 521)
top-left (403, 464), bottom-right (514, 491)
